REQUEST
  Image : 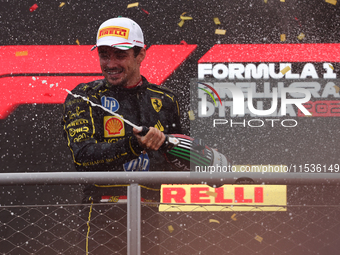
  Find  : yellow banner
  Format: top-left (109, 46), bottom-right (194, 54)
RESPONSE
top-left (160, 184), bottom-right (286, 212)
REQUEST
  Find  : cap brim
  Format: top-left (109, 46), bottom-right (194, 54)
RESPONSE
top-left (91, 41), bottom-right (135, 51)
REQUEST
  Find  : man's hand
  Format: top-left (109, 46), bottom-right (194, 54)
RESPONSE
top-left (133, 127), bottom-right (165, 151)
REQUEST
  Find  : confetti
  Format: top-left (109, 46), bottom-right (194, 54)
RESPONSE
top-left (180, 12), bottom-right (193, 21)
top-left (76, 39), bottom-right (80, 45)
top-left (168, 225), bottom-right (174, 233)
top-left (297, 33), bottom-right (305, 40)
top-left (59, 2), bottom-right (65, 7)
top-left (127, 2), bottom-right (139, 8)
top-left (280, 0), bottom-right (285, 2)
top-left (231, 213), bottom-right (237, 221)
top-left (213, 17), bottom-right (221, 25)
top-left (178, 12), bottom-right (193, 27)
top-left (264, 0), bottom-right (268, 3)
top-left (329, 64), bottom-right (334, 70)
top-left (29, 4), bottom-right (38, 12)
top-left (215, 29), bottom-right (226, 35)
top-left (180, 40), bottom-right (188, 45)
top-left (294, 17), bottom-right (302, 27)
top-left (206, 191), bottom-right (217, 197)
top-left (141, 8), bottom-right (149, 15)
top-left (255, 235), bottom-right (263, 243)
top-left (280, 66), bottom-right (291, 75)
top-left (280, 34), bottom-right (286, 42)
top-left (15, 51), bottom-right (28, 57)
top-left (188, 110), bottom-right (195, 120)
top-left (209, 219), bottom-right (220, 224)
top-left (325, 0), bottom-right (337, 5)
top-left (334, 85), bottom-right (340, 93)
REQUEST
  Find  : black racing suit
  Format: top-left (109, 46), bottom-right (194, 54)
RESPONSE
top-left (62, 75), bottom-right (182, 172)
top-left (62, 76), bottom-right (182, 254)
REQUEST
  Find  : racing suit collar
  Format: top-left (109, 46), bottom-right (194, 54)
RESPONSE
top-left (104, 76), bottom-right (148, 92)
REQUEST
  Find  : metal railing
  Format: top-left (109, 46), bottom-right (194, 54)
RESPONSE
top-left (1, 171), bottom-right (340, 186)
top-left (0, 172), bottom-right (340, 255)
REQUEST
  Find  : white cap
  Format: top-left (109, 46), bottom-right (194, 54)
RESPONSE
top-left (91, 17), bottom-right (144, 51)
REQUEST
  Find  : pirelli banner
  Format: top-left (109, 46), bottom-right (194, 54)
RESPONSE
top-left (160, 184), bottom-right (287, 212)
top-left (189, 43), bottom-right (340, 169)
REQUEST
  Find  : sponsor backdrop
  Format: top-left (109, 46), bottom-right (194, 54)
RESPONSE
top-left (1, 0), bottom-right (340, 240)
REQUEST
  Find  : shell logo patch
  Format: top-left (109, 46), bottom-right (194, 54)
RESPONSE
top-left (151, 97), bottom-right (162, 112)
top-left (104, 116), bottom-right (125, 137)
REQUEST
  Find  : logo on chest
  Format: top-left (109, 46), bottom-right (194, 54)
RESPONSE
top-left (101, 96), bottom-right (119, 112)
top-left (151, 97), bottom-right (162, 112)
top-left (104, 116), bottom-right (125, 137)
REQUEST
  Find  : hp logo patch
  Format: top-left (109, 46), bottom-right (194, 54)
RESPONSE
top-left (101, 96), bottom-right (119, 112)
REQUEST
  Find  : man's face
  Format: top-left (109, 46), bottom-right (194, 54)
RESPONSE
top-left (98, 46), bottom-right (145, 88)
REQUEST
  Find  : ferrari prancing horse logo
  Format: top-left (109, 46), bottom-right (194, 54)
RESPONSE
top-left (151, 98), bottom-right (162, 112)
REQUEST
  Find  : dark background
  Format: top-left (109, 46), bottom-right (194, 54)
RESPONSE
top-left (0, 0), bottom-right (339, 203)
top-left (1, 1), bottom-right (340, 254)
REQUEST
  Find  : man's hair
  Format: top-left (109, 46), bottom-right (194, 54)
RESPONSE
top-left (133, 46), bottom-right (143, 57)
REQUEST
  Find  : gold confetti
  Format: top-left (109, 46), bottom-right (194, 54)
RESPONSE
top-left (188, 110), bottom-right (195, 120)
top-left (325, 0), bottom-right (337, 5)
top-left (231, 213), bottom-right (237, 221)
top-left (178, 20), bottom-right (185, 27)
top-left (213, 17), bottom-right (221, 25)
top-left (180, 12), bottom-right (193, 21)
top-left (76, 39), bottom-right (80, 45)
top-left (334, 85), bottom-right (340, 93)
top-left (209, 219), bottom-right (220, 224)
top-left (280, 0), bottom-right (285, 2)
top-left (264, 0), bottom-right (268, 3)
top-left (215, 29), bottom-right (226, 35)
top-left (15, 51), bottom-right (28, 57)
top-left (127, 2), bottom-right (139, 8)
top-left (280, 34), bottom-right (286, 42)
top-left (206, 191), bottom-right (217, 198)
top-left (178, 12), bottom-right (193, 27)
top-left (297, 33), bottom-right (305, 40)
top-left (59, 2), bottom-right (65, 7)
top-left (255, 235), bottom-right (263, 243)
top-left (168, 225), bottom-right (174, 233)
top-left (280, 66), bottom-right (291, 75)
top-left (329, 64), bottom-right (334, 70)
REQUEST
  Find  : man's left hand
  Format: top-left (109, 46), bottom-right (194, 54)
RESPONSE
top-left (133, 127), bottom-right (165, 151)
